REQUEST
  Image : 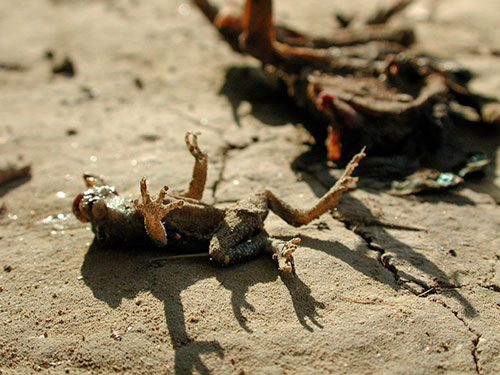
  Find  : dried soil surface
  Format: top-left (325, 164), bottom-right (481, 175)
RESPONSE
top-left (1, 1), bottom-right (499, 374)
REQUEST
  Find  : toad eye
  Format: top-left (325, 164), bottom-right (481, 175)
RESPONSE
top-left (72, 193), bottom-right (109, 222)
top-left (72, 193), bottom-right (90, 222)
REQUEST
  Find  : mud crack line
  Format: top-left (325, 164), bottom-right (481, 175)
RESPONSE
top-left (343, 211), bottom-right (482, 373)
top-left (438, 300), bottom-right (481, 374)
top-left (297, 169), bottom-right (416, 288)
top-left (211, 139), bottom-right (256, 202)
top-left (211, 145), bottom-right (230, 202)
top-left (301, 168), bottom-right (482, 372)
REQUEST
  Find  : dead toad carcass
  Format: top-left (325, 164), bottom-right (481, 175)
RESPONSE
top-left (73, 132), bottom-right (365, 272)
top-left (192, 0), bottom-right (500, 164)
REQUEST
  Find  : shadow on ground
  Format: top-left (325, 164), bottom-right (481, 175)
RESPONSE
top-left (0, 175), bottom-right (31, 198)
top-left (81, 241), bottom-right (327, 374)
top-left (219, 66), bottom-right (317, 131)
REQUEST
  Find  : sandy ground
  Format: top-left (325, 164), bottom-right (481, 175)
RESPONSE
top-left (1, 0), bottom-right (500, 374)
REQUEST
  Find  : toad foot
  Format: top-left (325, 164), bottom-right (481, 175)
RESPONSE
top-left (270, 237), bottom-right (301, 273)
top-left (134, 177), bottom-right (184, 246)
top-left (185, 131), bottom-right (208, 162)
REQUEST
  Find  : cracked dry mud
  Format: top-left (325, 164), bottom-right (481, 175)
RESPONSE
top-left (1, 0), bottom-right (499, 374)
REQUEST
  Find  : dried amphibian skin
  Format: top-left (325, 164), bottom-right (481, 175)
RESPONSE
top-left (390, 169), bottom-right (463, 196)
top-left (73, 132), bottom-right (365, 273)
top-left (192, 0), bottom-right (500, 164)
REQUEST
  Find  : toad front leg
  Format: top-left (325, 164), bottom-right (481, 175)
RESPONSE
top-left (209, 148), bottom-right (366, 273)
top-left (133, 132), bottom-right (208, 245)
top-left (134, 178), bottom-right (184, 246)
top-left (182, 131), bottom-right (208, 200)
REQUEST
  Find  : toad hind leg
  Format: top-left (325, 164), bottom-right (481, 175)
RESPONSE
top-left (265, 147), bottom-right (366, 227)
top-left (134, 178), bottom-right (184, 246)
top-left (209, 202), bottom-right (300, 272)
top-left (210, 227), bottom-right (300, 273)
top-left (209, 149), bottom-right (364, 272)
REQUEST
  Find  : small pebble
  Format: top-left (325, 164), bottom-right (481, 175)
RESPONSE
top-left (134, 77), bottom-right (144, 89)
